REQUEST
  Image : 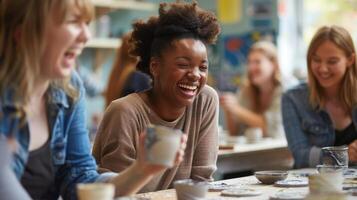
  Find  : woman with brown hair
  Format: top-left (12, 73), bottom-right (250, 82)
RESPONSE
top-left (93, 1), bottom-right (221, 192)
top-left (220, 41), bottom-right (288, 138)
top-left (105, 32), bottom-right (151, 107)
top-left (282, 25), bottom-right (357, 168)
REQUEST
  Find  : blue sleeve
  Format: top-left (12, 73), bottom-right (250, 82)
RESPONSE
top-left (121, 72), bottom-right (151, 97)
top-left (0, 137), bottom-right (31, 200)
top-left (282, 93), bottom-right (320, 168)
top-left (78, 69), bottom-right (104, 98)
top-left (57, 73), bottom-right (114, 200)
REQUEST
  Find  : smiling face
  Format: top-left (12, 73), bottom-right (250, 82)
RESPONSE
top-left (40, 4), bottom-right (91, 80)
top-left (247, 50), bottom-right (275, 87)
top-left (151, 38), bottom-right (208, 108)
top-left (310, 40), bottom-right (353, 91)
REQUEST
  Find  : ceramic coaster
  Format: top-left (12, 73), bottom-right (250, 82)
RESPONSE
top-left (270, 190), bottom-right (307, 200)
top-left (221, 188), bottom-right (261, 197)
top-left (290, 171), bottom-right (316, 178)
top-left (208, 182), bottom-right (237, 192)
top-left (274, 179), bottom-right (308, 187)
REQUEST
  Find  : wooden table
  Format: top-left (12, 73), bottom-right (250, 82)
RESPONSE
top-left (217, 138), bottom-right (293, 176)
top-left (134, 175), bottom-right (306, 200)
top-left (134, 170), bottom-right (355, 200)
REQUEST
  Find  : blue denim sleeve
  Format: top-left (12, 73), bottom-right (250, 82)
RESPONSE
top-left (282, 93), bottom-right (320, 168)
top-left (57, 73), bottom-right (115, 200)
top-left (0, 137), bottom-right (31, 200)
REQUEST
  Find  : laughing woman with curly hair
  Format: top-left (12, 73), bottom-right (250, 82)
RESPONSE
top-left (93, 1), bottom-right (221, 192)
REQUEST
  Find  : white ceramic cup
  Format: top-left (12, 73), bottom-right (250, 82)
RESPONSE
top-left (174, 179), bottom-right (208, 200)
top-left (77, 183), bottom-right (115, 200)
top-left (244, 128), bottom-right (263, 143)
top-left (309, 170), bottom-right (343, 194)
top-left (145, 125), bottom-right (182, 167)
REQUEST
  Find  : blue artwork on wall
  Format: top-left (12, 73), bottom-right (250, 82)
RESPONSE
top-left (223, 30), bottom-right (276, 71)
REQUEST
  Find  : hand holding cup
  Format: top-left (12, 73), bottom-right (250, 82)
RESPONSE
top-left (137, 125), bottom-right (187, 175)
top-left (219, 92), bottom-right (239, 111)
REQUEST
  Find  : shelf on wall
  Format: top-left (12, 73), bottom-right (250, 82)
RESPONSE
top-left (85, 38), bottom-right (122, 49)
top-left (92, 0), bottom-right (157, 11)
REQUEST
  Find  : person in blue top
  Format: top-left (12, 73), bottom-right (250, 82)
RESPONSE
top-left (0, 0), bottom-right (186, 199)
top-left (282, 25), bottom-right (357, 168)
top-left (105, 32), bottom-right (151, 107)
top-left (0, 136), bottom-right (31, 200)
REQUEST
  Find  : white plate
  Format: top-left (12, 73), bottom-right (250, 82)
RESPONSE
top-left (208, 182), bottom-right (238, 192)
top-left (270, 190), bottom-right (307, 200)
top-left (274, 179), bottom-right (308, 187)
top-left (221, 188), bottom-right (261, 197)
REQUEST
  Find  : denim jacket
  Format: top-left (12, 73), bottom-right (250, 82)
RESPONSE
top-left (0, 72), bottom-right (114, 200)
top-left (282, 83), bottom-right (357, 168)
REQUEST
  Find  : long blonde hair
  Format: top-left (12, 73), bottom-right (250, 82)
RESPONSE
top-left (0, 0), bottom-right (93, 119)
top-left (242, 41), bottom-right (281, 113)
top-left (307, 25), bottom-right (357, 111)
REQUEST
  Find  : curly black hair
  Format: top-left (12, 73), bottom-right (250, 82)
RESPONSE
top-left (130, 1), bottom-right (221, 76)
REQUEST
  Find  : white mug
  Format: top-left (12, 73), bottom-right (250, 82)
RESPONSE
top-left (309, 171), bottom-right (343, 194)
top-left (244, 128), bottom-right (263, 143)
top-left (145, 125), bottom-right (182, 167)
top-left (77, 183), bottom-right (115, 200)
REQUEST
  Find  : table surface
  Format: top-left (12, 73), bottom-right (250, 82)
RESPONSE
top-left (217, 138), bottom-right (293, 175)
top-left (134, 169), bottom-right (356, 200)
top-left (219, 138), bottom-right (288, 155)
top-left (134, 176), bottom-right (305, 200)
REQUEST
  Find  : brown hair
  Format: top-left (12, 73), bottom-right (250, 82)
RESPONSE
top-left (105, 32), bottom-right (139, 107)
top-left (242, 41), bottom-right (281, 113)
top-left (130, 1), bottom-right (221, 78)
top-left (0, 0), bottom-right (93, 119)
top-left (307, 25), bottom-right (357, 110)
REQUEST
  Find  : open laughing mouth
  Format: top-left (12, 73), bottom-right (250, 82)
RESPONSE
top-left (178, 83), bottom-right (198, 98)
top-left (62, 48), bottom-right (82, 68)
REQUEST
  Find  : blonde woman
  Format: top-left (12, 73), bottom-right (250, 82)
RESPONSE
top-left (282, 25), bottom-right (357, 168)
top-left (220, 41), bottom-right (289, 138)
top-left (0, 0), bottom-right (186, 199)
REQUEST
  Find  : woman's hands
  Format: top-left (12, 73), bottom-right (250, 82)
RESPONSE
top-left (219, 92), bottom-right (239, 112)
top-left (348, 140), bottom-right (357, 162)
top-left (111, 131), bottom-right (187, 196)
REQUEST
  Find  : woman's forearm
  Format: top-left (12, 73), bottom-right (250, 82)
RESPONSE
top-left (224, 111), bottom-right (238, 135)
top-left (109, 162), bottom-right (155, 196)
top-left (232, 105), bottom-right (266, 133)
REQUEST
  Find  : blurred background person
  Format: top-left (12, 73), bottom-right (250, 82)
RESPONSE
top-left (282, 25), bottom-right (357, 168)
top-left (220, 41), bottom-right (293, 138)
top-left (105, 32), bottom-right (151, 107)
